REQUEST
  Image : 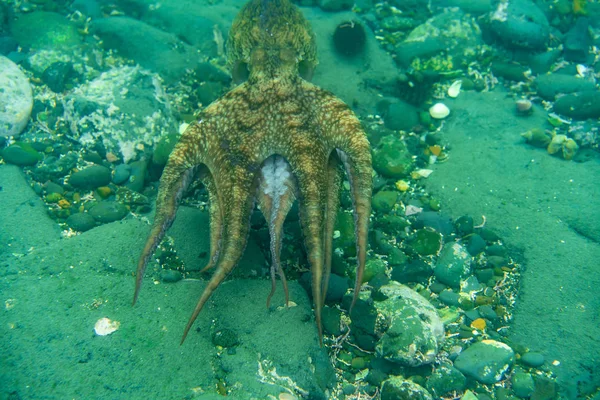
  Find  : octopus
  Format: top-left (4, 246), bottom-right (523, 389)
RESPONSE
top-left (133, 0), bottom-right (372, 345)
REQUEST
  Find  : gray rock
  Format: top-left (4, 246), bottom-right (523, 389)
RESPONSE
top-left (434, 242), bottom-right (472, 287)
top-left (520, 351), bottom-right (545, 367)
top-left (488, 0), bottom-right (549, 50)
top-left (563, 17), bottom-right (591, 63)
top-left (319, 0), bottom-right (353, 11)
top-left (1, 144), bottom-right (41, 166)
top-left (69, 165), bottom-right (111, 190)
top-left (125, 160), bottom-right (147, 193)
top-left (0, 56), bottom-right (33, 137)
top-left (425, 364), bottom-right (467, 397)
top-left (89, 201), bottom-right (129, 223)
top-left (554, 91), bottom-right (600, 120)
top-left (91, 17), bottom-right (200, 83)
top-left (67, 65), bottom-right (177, 162)
top-left (454, 340), bottom-right (515, 384)
top-left (512, 372), bottom-right (535, 398)
top-left (535, 73), bottom-right (596, 100)
top-left (66, 212), bottom-right (96, 232)
top-left (384, 100), bottom-right (420, 131)
top-left (381, 376), bottom-right (433, 400)
top-left (112, 164), bottom-right (132, 185)
top-left (395, 10), bottom-right (481, 67)
top-left (375, 283), bottom-right (445, 366)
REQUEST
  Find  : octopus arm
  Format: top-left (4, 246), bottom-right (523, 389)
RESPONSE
top-left (133, 127), bottom-right (207, 305)
top-left (315, 89), bottom-right (373, 311)
top-left (181, 165), bottom-right (257, 344)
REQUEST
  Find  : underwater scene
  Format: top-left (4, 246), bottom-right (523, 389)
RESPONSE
top-left (0, 0), bottom-right (599, 399)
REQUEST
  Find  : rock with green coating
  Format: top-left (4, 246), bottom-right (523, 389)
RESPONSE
top-left (372, 135), bottom-right (414, 178)
top-left (425, 364), bottom-right (467, 397)
top-left (434, 242), bottom-right (472, 287)
top-left (384, 100), bottom-right (420, 132)
top-left (454, 340), bottom-right (515, 384)
top-left (512, 372), bottom-right (535, 398)
top-left (381, 376), bottom-right (433, 400)
top-left (69, 165), bottom-right (111, 190)
top-left (372, 190), bottom-right (398, 213)
top-left (375, 282), bottom-right (444, 366)
top-left (153, 133), bottom-right (180, 165)
top-left (363, 258), bottom-right (386, 283)
top-left (10, 11), bottom-right (81, 49)
top-left (66, 213), bottom-right (96, 232)
top-left (89, 201), bottom-right (128, 223)
top-left (410, 228), bottom-right (443, 256)
top-left (1, 143), bottom-right (41, 166)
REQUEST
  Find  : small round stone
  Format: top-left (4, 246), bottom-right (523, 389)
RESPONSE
top-left (521, 351), bottom-right (545, 367)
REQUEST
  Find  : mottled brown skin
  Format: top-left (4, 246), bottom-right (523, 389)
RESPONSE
top-left (133, 0), bottom-right (372, 345)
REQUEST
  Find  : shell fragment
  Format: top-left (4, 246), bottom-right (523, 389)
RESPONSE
top-left (94, 317), bottom-right (121, 336)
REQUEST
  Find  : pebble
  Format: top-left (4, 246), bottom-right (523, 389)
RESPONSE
top-left (425, 364), bottom-right (466, 397)
top-left (69, 165), bottom-right (111, 190)
top-left (454, 340), bottom-right (515, 384)
top-left (520, 351), bottom-right (545, 367)
top-left (0, 56), bottom-right (33, 137)
top-left (554, 91), bottom-right (600, 120)
top-left (467, 234), bottom-right (487, 255)
top-left (112, 164), bottom-right (132, 185)
top-left (372, 190), bottom-right (398, 214)
top-left (372, 135), bottom-right (415, 178)
top-left (66, 212), bottom-right (96, 232)
top-left (1, 144), bottom-right (41, 165)
top-left (89, 201), bottom-right (128, 223)
top-left (434, 242), bottom-right (472, 288)
top-left (381, 376), bottom-right (432, 400)
top-left (512, 371), bottom-right (535, 398)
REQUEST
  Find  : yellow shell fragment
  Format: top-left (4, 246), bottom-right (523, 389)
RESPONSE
top-left (395, 180), bottom-right (410, 191)
top-left (94, 317), bottom-right (121, 336)
top-left (411, 169), bottom-right (434, 179)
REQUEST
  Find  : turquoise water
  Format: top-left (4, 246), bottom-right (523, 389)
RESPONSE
top-left (1, 0), bottom-right (599, 399)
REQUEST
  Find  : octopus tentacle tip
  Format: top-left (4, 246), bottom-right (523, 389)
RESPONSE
top-left (134, 0), bottom-right (372, 345)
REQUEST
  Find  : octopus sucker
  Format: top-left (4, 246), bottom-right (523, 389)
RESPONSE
top-left (134, 0), bottom-right (373, 345)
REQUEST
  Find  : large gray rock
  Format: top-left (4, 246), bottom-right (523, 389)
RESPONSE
top-left (91, 17), bottom-right (201, 83)
top-left (375, 283), bottom-right (445, 366)
top-left (395, 10), bottom-right (482, 67)
top-left (0, 56), bottom-right (32, 137)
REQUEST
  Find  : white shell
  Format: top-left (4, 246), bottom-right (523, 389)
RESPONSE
top-left (429, 103), bottom-right (450, 119)
top-left (447, 80), bottom-right (462, 98)
top-left (94, 317), bottom-right (121, 336)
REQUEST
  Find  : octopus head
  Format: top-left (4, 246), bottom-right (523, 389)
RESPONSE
top-left (227, 0), bottom-right (318, 83)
